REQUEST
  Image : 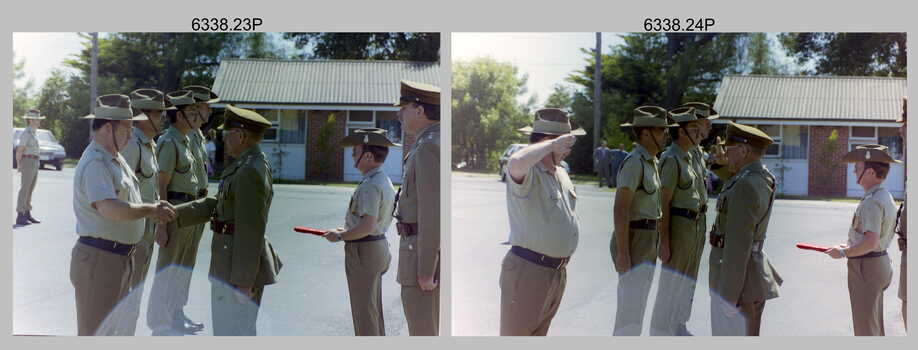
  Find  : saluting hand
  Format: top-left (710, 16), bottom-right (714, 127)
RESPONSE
top-left (418, 275), bottom-right (438, 292)
top-left (551, 134), bottom-right (576, 154)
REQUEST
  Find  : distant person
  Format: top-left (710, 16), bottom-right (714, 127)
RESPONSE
top-left (206, 130), bottom-right (217, 177)
top-left (16, 109), bottom-right (45, 226)
top-left (594, 141), bottom-right (611, 187)
top-left (608, 143), bottom-right (628, 188)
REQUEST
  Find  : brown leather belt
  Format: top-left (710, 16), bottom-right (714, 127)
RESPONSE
top-left (167, 191), bottom-right (198, 203)
top-left (629, 219), bottom-right (658, 230)
top-left (22, 154), bottom-right (39, 159)
top-left (211, 220), bottom-right (235, 235)
top-left (511, 245), bottom-right (569, 270)
top-left (396, 222), bottom-right (418, 236)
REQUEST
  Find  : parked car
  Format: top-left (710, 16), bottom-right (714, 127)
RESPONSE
top-left (498, 143), bottom-right (571, 182)
top-left (12, 128), bottom-right (66, 171)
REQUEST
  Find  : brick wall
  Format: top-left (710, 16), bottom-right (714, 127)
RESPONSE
top-left (808, 126), bottom-right (849, 197)
top-left (306, 110), bottom-right (347, 181)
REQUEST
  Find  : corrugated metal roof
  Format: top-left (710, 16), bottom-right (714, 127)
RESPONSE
top-left (212, 59), bottom-right (440, 105)
top-left (713, 75), bottom-right (906, 121)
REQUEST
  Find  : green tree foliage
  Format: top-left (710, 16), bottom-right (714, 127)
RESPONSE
top-left (743, 33), bottom-right (786, 75)
top-left (779, 32), bottom-right (906, 76)
top-left (13, 51), bottom-right (35, 127)
top-left (284, 33), bottom-right (440, 62)
top-left (452, 57), bottom-right (530, 170)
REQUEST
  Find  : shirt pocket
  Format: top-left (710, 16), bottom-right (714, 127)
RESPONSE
top-left (642, 164), bottom-right (659, 194)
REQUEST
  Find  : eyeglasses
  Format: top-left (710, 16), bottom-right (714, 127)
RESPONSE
top-left (222, 128), bottom-right (244, 137)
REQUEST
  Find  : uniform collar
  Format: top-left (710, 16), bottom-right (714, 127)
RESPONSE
top-left (167, 126), bottom-right (189, 143)
top-left (362, 166), bottom-right (383, 180)
top-left (738, 160), bottom-right (765, 174)
top-left (416, 122), bottom-right (440, 142)
top-left (670, 143), bottom-right (691, 159)
top-left (90, 140), bottom-right (118, 160)
top-left (863, 184), bottom-right (885, 199)
top-left (237, 144), bottom-right (262, 161)
top-left (133, 127), bottom-right (153, 144)
top-left (634, 143), bottom-right (654, 161)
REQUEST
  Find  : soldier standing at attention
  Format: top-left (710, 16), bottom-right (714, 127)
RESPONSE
top-left (71, 94), bottom-right (175, 336)
top-left (16, 109), bottom-right (46, 226)
top-left (170, 105), bottom-right (282, 336)
top-left (147, 90), bottom-right (202, 336)
top-left (394, 80), bottom-right (441, 336)
top-left (501, 108), bottom-right (582, 336)
top-left (649, 106), bottom-right (705, 336)
top-left (323, 128), bottom-right (398, 336)
top-left (895, 96), bottom-right (907, 330)
top-left (708, 122), bottom-right (782, 336)
top-left (116, 88), bottom-right (167, 335)
top-left (611, 106), bottom-right (676, 336)
top-left (826, 144), bottom-right (899, 336)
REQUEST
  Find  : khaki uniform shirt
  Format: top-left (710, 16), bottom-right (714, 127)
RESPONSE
top-left (19, 126), bottom-right (41, 156)
top-left (73, 141), bottom-right (145, 244)
top-left (848, 185), bottom-right (898, 252)
top-left (617, 143), bottom-right (663, 220)
top-left (188, 129), bottom-right (209, 192)
top-left (121, 127), bottom-right (160, 203)
top-left (506, 161), bottom-right (580, 258)
top-left (690, 146), bottom-right (710, 203)
top-left (346, 166), bottom-right (397, 237)
top-left (660, 144), bottom-right (702, 211)
top-left (395, 123), bottom-right (440, 284)
top-left (157, 126), bottom-right (199, 195)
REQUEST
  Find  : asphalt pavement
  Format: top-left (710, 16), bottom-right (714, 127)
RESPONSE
top-left (451, 172), bottom-right (906, 336)
top-left (12, 167), bottom-right (409, 336)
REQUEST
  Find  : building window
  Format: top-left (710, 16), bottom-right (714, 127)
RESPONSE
top-left (757, 124), bottom-right (781, 157)
top-left (277, 110), bottom-right (306, 144)
top-left (851, 126), bottom-right (876, 139)
top-left (878, 127), bottom-right (903, 160)
top-left (375, 111), bottom-right (402, 144)
top-left (257, 109), bottom-right (279, 142)
top-left (348, 110), bottom-right (373, 123)
top-left (782, 125), bottom-right (808, 160)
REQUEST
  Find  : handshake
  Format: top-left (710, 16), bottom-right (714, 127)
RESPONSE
top-left (148, 200), bottom-right (178, 247)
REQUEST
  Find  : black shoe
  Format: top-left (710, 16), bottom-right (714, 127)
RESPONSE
top-left (673, 324), bottom-right (694, 336)
top-left (173, 313), bottom-right (205, 333)
top-left (16, 213), bottom-right (31, 226)
top-left (26, 211), bottom-right (40, 224)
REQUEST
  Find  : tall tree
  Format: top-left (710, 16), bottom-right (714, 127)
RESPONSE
top-left (13, 51), bottom-right (35, 127)
top-left (284, 32), bottom-right (440, 62)
top-left (743, 33), bottom-right (786, 75)
top-left (452, 57), bottom-right (529, 170)
top-left (779, 32), bottom-right (906, 76)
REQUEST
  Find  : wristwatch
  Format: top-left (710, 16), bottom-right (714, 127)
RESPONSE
top-left (840, 248), bottom-right (847, 258)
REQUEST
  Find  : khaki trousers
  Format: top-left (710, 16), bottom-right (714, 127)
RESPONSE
top-left (650, 214), bottom-right (706, 335)
top-left (113, 220), bottom-right (156, 335)
top-left (711, 298), bottom-right (766, 336)
top-left (611, 227), bottom-right (659, 335)
top-left (848, 254), bottom-right (892, 336)
top-left (499, 250), bottom-right (567, 336)
top-left (17, 157), bottom-right (38, 213)
top-left (146, 210), bottom-right (198, 331)
top-left (69, 240), bottom-right (133, 336)
top-left (401, 285), bottom-right (439, 336)
top-left (345, 239), bottom-right (391, 336)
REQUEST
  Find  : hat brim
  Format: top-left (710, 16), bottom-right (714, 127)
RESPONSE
top-left (620, 122), bottom-right (679, 128)
top-left (80, 114), bottom-right (147, 121)
top-left (517, 126), bottom-right (587, 136)
top-left (23, 116), bottom-right (47, 120)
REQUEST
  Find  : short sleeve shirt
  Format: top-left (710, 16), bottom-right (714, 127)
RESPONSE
top-left (345, 167), bottom-right (397, 237)
top-left (188, 129), bottom-right (209, 191)
top-left (157, 126), bottom-right (199, 195)
top-left (121, 127), bottom-right (160, 203)
top-left (19, 127), bottom-right (41, 155)
top-left (506, 161), bottom-right (580, 258)
top-left (849, 185), bottom-right (898, 252)
top-left (72, 141), bottom-right (145, 244)
top-left (660, 144), bottom-right (702, 211)
top-left (690, 146), bottom-right (710, 202)
top-left (617, 143), bottom-right (663, 220)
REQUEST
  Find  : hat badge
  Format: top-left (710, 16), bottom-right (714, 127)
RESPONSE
top-left (865, 150), bottom-right (871, 160)
top-left (364, 135), bottom-right (369, 144)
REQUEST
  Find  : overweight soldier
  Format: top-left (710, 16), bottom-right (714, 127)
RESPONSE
top-left (71, 94), bottom-right (175, 336)
top-left (116, 89), bottom-right (167, 335)
top-left (147, 90), bottom-right (202, 336)
top-left (16, 109), bottom-right (45, 226)
top-left (501, 109), bottom-right (581, 336)
top-left (708, 122), bottom-right (782, 336)
top-left (649, 107), bottom-right (705, 336)
top-left (896, 96), bottom-right (907, 330)
top-left (612, 106), bottom-right (677, 336)
top-left (394, 80), bottom-right (441, 336)
top-left (323, 128), bottom-right (398, 336)
top-left (826, 144), bottom-right (899, 336)
top-left (169, 105), bottom-right (282, 336)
